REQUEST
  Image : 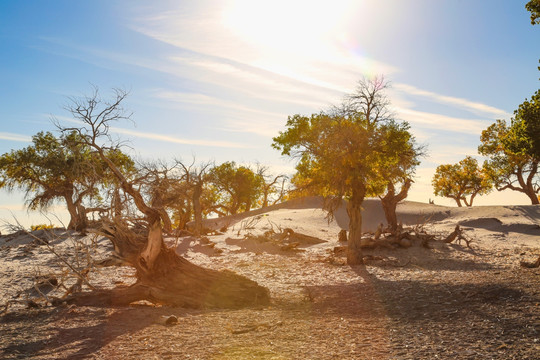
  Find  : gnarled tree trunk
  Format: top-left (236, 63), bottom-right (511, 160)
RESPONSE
top-left (102, 180), bottom-right (269, 307)
top-left (73, 233), bottom-right (269, 308)
top-left (65, 192), bottom-right (88, 232)
top-left (380, 179), bottom-right (412, 231)
top-left (62, 90), bottom-right (270, 308)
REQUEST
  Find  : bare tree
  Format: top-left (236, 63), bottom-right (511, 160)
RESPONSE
top-left (345, 76), bottom-right (392, 129)
top-left (256, 164), bottom-right (288, 208)
top-left (57, 87), bottom-right (269, 307)
top-left (134, 160), bottom-right (178, 234)
top-left (177, 158), bottom-right (214, 235)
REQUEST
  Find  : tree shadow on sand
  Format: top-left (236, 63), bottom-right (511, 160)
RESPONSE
top-left (1, 305), bottom-right (190, 359)
top-left (359, 244), bottom-right (495, 272)
top-left (304, 265), bottom-right (539, 357)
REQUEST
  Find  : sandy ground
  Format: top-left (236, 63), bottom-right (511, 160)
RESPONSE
top-left (1, 197), bottom-right (539, 359)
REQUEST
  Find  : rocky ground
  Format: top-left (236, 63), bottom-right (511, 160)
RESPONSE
top-left (1, 199), bottom-right (539, 359)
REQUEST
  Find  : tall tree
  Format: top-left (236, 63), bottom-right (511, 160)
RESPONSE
top-left (273, 76), bottom-right (419, 264)
top-left (432, 156), bottom-right (492, 207)
top-left (525, 0), bottom-right (540, 79)
top-left (515, 90), bottom-right (540, 159)
top-left (0, 130), bottom-right (132, 231)
top-left (479, 115), bottom-right (540, 204)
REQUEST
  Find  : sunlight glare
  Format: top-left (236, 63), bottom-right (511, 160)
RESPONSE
top-left (222, 0), bottom-right (351, 57)
top-left (221, 1), bottom-right (389, 92)
top-left (223, 0), bottom-right (360, 85)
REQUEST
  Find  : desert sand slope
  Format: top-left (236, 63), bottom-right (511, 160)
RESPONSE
top-left (201, 196), bottom-right (540, 247)
top-left (1, 197), bottom-right (539, 359)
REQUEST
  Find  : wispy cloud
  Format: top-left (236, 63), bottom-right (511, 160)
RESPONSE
top-left (152, 89), bottom-right (290, 136)
top-left (39, 35), bottom-right (339, 115)
top-left (0, 132), bottom-right (31, 142)
top-left (128, 2), bottom-right (394, 100)
top-left (394, 83), bottom-right (510, 118)
top-left (153, 90), bottom-right (284, 119)
top-left (52, 115), bottom-right (250, 148)
top-left (167, 56), bottom-right (339, 109)
top-left (396, 107), bottom-right (491, 134)
top-left (110, 126), bottom-right (249, 148)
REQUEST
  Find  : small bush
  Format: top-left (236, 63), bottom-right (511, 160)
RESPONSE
top-left (30, 224), bottom-right (54, 232)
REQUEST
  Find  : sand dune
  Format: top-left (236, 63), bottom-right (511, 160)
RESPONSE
top-left (201, 196), bottom-right (540, 245)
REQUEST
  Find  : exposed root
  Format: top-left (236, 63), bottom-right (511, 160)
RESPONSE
top-left (67, 247), bottom-right (270, 309)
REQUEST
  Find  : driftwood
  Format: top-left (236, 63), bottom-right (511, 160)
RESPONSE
top-left (279, 228), bottom-right (325, 245)
top-left (443, 225), bottom-right (473, 248)
top-left (340, 222), bottom-right (474, 251)
top-left (355, 223), bottom-right (437, 250)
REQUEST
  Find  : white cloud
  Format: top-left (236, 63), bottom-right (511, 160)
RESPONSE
top-left (395, 107), bottom-right (490, 134)
top-left (153, 90), bottom-right (284, 119)
top-left (394, 83), bottom-right (510, 118)
top-left (0, 132), bottom-right (31, 142)
top-left (51, 115), bottom-right (251, 148)
top-left (109, 126), bottom-right (249, 149)
top-left (129, 1), bottom-right (395, 99)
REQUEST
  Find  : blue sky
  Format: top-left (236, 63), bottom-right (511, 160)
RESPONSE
top-left (0, 0), bottom-right (538, 227)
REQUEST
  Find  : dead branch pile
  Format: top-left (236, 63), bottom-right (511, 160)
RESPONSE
top-left (350, 223), bottom-right (473, 250)
top-left (1, 227), bottom-right (101, 314)
top-left (236, 227), bottom-right (326, 252)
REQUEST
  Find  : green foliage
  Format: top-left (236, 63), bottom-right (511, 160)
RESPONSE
top-left (208, 162), bottom-right (265, 214)
top-left (0, 131), bottom-right (134, 229)
top-left (432, 156), bottom-right (492, 207)
top-left (272, 112), bottom-right (419, 204)
top-left (514, 90), bottom-right (540, 159)
top-left (526, 0), bottom-right (540, 25)
top-left (478, 97), bottom-right (540, 204)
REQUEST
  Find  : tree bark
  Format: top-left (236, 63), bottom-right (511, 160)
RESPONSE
top-left (380, 179), bottom-right (411, 231)
top-left (64, 191), bottom-right (87, 231)
top-left (524, 186), bottom-right (540, 204)
top-left (192, 182), bottom-right (203, 235)
top-left (347, 184), bottom-right (366, 265)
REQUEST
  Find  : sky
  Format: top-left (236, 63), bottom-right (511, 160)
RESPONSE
top-left (0, 0), bottom-right (539, 228)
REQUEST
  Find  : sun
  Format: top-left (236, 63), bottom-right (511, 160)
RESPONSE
top-left (220, 0), bottom-right (362, 90)
top-left (222, 0), bottom-right (353, 58)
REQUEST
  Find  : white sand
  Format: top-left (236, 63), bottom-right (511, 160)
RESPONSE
top-left (1, 196), bottom-right (539, 308)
